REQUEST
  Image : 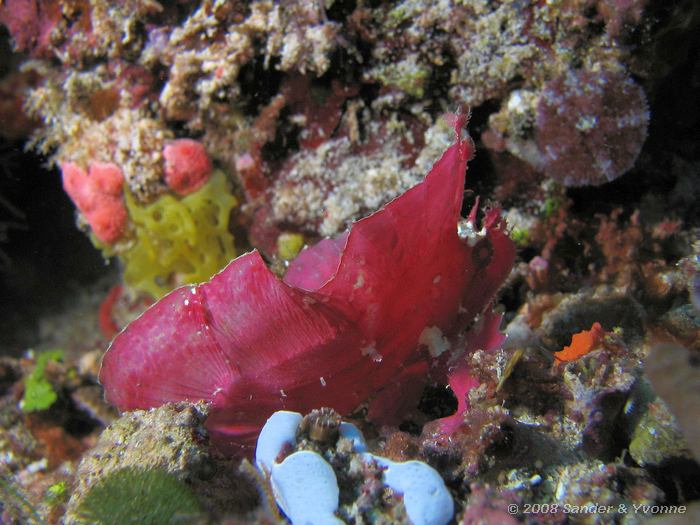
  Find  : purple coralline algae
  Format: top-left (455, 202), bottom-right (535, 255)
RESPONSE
top-left (535, 67), bottom-right (650, 186)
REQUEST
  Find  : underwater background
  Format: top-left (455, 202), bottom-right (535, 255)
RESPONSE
top-left (0, 1), bottom-right (698, 524)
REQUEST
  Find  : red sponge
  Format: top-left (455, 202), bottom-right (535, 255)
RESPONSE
top-left (163, 139), bottom-right (212, 195)
top-left (61, 161), bottom-right (127, 244)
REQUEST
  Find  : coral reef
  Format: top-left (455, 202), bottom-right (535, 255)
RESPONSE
top-left (63, 402), bottom-right (209, 523)
top-left (0, 0), bottom-right (62, 59)
top-left (535, 67), bottom-right (649, 186)
top-left (0, 0), bottom-right (658, 262)
top-left (270, 116), bottom-right (432, 237)
top-left (63, 402), bottom-right (258, 524)
top-left (485, 64), bottom-right (651, 188)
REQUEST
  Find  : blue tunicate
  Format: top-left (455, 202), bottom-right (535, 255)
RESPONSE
top-left (363, 453), bottom-right (454, 525)
top-left (339, 421), bottom-right (367, 452)
top-left (255, 410), bottom-right (303, 472)
top-left (255, 411), bottom-right (454, 525)
top-left (270, 450), bottom-right (344, 525)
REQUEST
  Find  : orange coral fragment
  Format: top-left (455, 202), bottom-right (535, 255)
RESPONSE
top-left (554, 322), bottom-right (605, 363)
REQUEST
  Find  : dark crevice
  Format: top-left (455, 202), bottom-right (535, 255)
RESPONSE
top-left (238, 54), bottom-right (284, 115)
top-left (0, 141), bottom-right (112, 356)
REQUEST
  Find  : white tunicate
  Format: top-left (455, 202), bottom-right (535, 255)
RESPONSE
top-left (271, 450), bottom-right (344, 525)
top-left (363, 453), bottom-right (454, 525)
top-left (255, 410), bottom-right (303, 472)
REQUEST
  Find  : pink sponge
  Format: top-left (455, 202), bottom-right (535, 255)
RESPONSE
top-left (61, 161), bottom-right (128, 244)
top-left (162, 139), bottom-right (212, 195)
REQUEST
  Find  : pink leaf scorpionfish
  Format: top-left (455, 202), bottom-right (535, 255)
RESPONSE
top-left (100, 120), bottom-right (515, 455)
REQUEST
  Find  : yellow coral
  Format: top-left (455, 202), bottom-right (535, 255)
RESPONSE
top-left (122, 170), bottom-right (237, 298)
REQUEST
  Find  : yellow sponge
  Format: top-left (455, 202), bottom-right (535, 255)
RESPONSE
top-left (122, 170), bottom-right (237, 298)
top-left (277, 232), bottom-right (305, 261)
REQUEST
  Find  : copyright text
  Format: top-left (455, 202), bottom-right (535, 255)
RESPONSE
top-left (506, 503), bottom-right (687, 515)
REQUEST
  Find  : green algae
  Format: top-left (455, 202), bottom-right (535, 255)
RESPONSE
top-left (75, 468), bottom-right (203, 525)
top-left (372, 57), bottom-right (431, 98)
top-left (21, 349), bottom-right (63, 413)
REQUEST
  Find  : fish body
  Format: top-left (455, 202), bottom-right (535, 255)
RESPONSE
top-left (100, 135), bottom-right (515, 454)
